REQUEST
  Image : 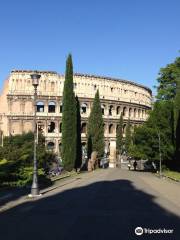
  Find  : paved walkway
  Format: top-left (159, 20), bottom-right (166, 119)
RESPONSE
top-left (0, 168), bottom-right (180, 240)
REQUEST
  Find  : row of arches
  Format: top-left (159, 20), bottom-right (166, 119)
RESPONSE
top-left (9, 100), bottom-right (147, 120)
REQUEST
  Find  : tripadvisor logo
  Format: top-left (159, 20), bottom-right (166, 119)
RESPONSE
top-left (135, 227), bottom-right (143, 235)
top-left (135, 226), bottom-right (174, 235)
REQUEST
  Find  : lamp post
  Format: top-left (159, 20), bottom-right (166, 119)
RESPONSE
top-left (30, 72), bottom-right (41, 197)
top-left (157, 131), bottom-right (162, 178)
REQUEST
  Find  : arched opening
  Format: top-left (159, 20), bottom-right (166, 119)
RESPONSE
top-left (129, 108), bottom-right (132, 118)
top-left (123, 124), bottom-right (126, 134)
top-left (138, 109), bottom-right (141, 118)
top-left (47, 142), bottom-right (55, 151)
top-left (48, 101), bottom-right (56, 113)
top-left (134, 108), bottom-right (137, 118)
top-left (59, 123), bottom-right (62, 133)
top-left (81, 123), bottom-right (87, 134)
top-left (123, 107), bottom-right (127, 117)
top-left (81, 103), bottom-right (87, 114)
top-left (60, 104), bottom-right (63, 113)
top-left (37, 121), bottom-right (44, 134)
top-left (101, 104), bottom-right (105, 115)
top-left (109, 105), bottom-right (113, 116)
top-left (48, 122), bottom-right (55, 133)
top-left (109, 124), bottom-right (114, 134)
top-left (36, 101), bottom-right (44, 112)
top-left (116, 106), bottom-right (121, 115)
top-left (116, 124), bottom-right (119, 134)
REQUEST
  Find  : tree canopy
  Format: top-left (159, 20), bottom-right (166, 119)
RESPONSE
top-left (87, 90), bottom-right (104, 158)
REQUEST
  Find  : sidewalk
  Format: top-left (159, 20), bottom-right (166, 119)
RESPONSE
top-left (0, 172), bottom-right (82, 213)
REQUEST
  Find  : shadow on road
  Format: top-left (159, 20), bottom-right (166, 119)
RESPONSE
top-left (0, 179), bottom-right (179, 240)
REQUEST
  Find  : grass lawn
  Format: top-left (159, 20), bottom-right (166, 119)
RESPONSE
top-left (163, 170), bottom-right (180, 181)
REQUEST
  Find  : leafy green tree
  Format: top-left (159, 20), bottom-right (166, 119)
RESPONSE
top-left (87, 90), bottom-right (104, 158)
top-left (75, 96), bottom-right (82, 170)
top-left (116, 113), bottom-right (123, 154)
top-left (0, 132), bottom-right (54, 187)
top-left (125, 119), bottom-right (132, 154)
top-left (62, 54), bottom-right (77, 171)
top-left (156, 57), bottom-right (180, 101)
top-left (174, 79), bottom-right (180, 161)
top-left (132, 101), bottom-right (175, 161)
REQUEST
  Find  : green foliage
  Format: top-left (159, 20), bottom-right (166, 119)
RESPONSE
top-left (0, 132), bottom-right (54, 187)
top-left (62, 54), bottom-right (77, 171)
top-left (132, 55), bottom-right (180, 168)
top-left (87, 90), bottom-right (104, 158)
top-left (125, 119), bottom-right (132, 154)
top-left (75, 96), bottom-right (82, 169)
top-left (132, 101), bottom-right (175, 161)
top-left (116, 113), bottom-right (123, 154)
top-left (156, 57), bottom-right (180, 101)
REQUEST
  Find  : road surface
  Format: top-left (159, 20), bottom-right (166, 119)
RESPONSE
top-left (0, 168), bottom-right (180, 240)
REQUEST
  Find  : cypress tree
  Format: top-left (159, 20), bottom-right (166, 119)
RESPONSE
top-left (125, 119), bottom-right (131, 155)
top-left (116, 113), bottom-right (123, 154)
top-left (62, 54), bottom-right (77, 171)
top-left (87, 90), bottom-right (104, 158)
top-left (74, 96), bottom-right (82, 170)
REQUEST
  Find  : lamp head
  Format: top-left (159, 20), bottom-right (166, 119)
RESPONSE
top-left (31, 72), bottom-right (41, 87)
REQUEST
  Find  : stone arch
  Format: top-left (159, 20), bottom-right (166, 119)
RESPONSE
top-left (134, 108), bottom-right (137, 118)
top-left (109, 105), bottom-right (113, 116)
top-left (123, 106), bottom-right (127, 117)
top-left (101, 104), bottom-right (106, 115)
top-left (37, 121), bottom-right (45, 134)
top-left (129, 108), bottom-right (133, 118)
top-left (48, 101), bottom-right (56, 113)
top-left (48, 121), bottom-right (56, 133)
top-left (109, 124), bottom-right (114, 134)
top-left (123, 124), bottom-right (126, 134)
top-left (47, 141), bottom-right (55, 151)
top-left (81, 103), bottom-right (88, 114)
top-left (116, 106), bottom-right (121, 115)
top-left (59, 122), bottom-right (62, 133)
top-left (36, 101), bottom-right (44, 112)
top-left (81, 122), bottom-right (87, 134)
top-left (60, 103), bottom-right (63, 113)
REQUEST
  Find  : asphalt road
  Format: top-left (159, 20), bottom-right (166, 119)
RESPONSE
top-left (0, 168), bottom-right (180, 240)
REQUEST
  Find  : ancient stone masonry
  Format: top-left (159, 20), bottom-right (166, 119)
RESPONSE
top-left (0, 70), bottom-right (152, 164)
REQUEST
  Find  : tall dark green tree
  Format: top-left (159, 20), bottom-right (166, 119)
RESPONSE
top-left (125, 119), bottom-right (131, 154)
top-left (75, 96), bottom-right (82, 170)
top-left (87, 90), bottom-right (104, 158)
top-left (116, 113), bottom-right (123, 154)
top-left (174, 79), bottom-right (180, 161)
top-left (62, 54), bottom-right (77, 171)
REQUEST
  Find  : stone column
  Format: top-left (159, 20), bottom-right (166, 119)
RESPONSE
top-left (109, 140), bottom-right (117, 168)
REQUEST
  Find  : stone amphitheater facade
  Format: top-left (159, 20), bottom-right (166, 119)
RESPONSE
top-left (0, 70), bottom-right (152, 166)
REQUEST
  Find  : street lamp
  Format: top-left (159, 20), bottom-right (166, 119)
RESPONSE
top-left (157, 131), bottom-right (162, 178)
top-left (29, 72), bottom-right (41, 197)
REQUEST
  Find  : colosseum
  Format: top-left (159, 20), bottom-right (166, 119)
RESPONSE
top-left (0, 70), bottom-right (152, 167)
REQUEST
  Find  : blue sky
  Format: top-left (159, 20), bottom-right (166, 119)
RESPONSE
top-left (0, 0), bottom-right (180, 94)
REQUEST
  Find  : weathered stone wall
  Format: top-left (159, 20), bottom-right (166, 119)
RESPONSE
top-left (0, 70), bottom-right (152, 159)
